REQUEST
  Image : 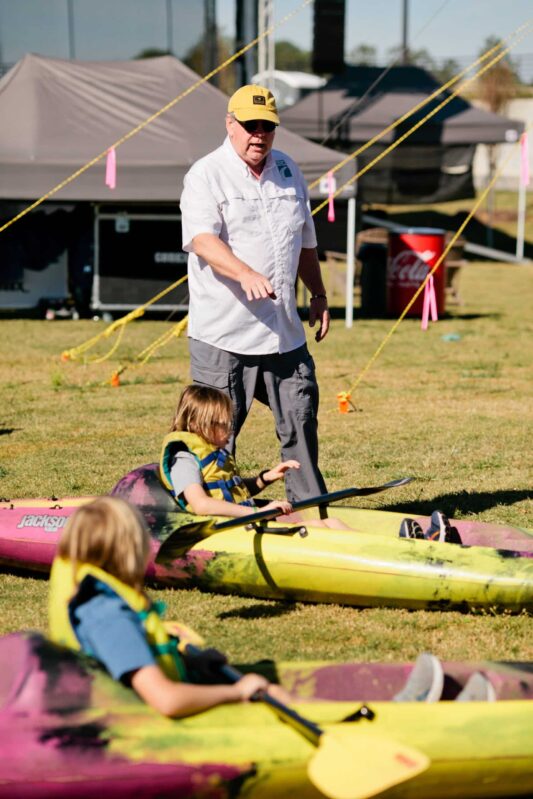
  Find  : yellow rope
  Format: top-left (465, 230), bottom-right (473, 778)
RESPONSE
top-left (106, 315), bottom-right (189, 386)
top-left (343, 136), bottom-right (524, 400)
top-left (308, 20), bottom-right (532, 190)
top-left (61, 273), bottom-right (188, 362)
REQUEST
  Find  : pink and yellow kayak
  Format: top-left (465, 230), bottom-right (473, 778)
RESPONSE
top-left (1, 465), bottom-right (532, 612)
top-left (1, 632), bottom-right (532, 798)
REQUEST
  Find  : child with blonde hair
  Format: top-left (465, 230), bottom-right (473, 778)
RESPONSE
top-left (49, 496), bottom-right (285, 717)
top-left (159, 384), bottom-right (349, 528)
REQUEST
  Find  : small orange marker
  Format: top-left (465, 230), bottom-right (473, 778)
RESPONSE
top-left (110, 371), bottom-right (120, 387)
top-left (60, 352), bottom-right (70, 362)
top-left (337, 391), bottom-right (351, 414)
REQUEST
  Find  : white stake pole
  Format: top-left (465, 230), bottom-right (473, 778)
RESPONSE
top-left (345, 196), bottom-right (356, 328)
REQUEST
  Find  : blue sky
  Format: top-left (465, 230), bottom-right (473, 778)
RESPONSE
top-left (1, 0), bottom-right (532, 76)
top-left (221, 0), bottom-right (533, 67)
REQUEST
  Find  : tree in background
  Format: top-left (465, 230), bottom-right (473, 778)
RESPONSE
top-left (183, 33), bottom-right (237, 95)
top-left (274, 40), bottom-right (311, 72)
top-left (386, 45), bottom-right (437, 73)
top-left (347, 43), bottom-right (377, 66)
top-left (135, 48), bottom-right (171, 59)
top-left (476, 36), bottom-right (518, 113)
top-left (433, 57), bottom-right (460, 84)
top-left (474, 36), bottom-right (519, 248)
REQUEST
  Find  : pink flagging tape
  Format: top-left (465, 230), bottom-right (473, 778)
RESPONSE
top-left (520, 132), bottom-right (530, 187)
top-left (105, 147), bottom-right (117, 190)
top-left (421, 274), bottom-right (438, 330)
top-left (327, 170), bottom-right (335, 222)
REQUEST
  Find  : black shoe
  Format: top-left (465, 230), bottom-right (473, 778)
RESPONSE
top-left (425, 511), bottom-right (462, 544)
top-left (399, 518), bottom-right (424, 539)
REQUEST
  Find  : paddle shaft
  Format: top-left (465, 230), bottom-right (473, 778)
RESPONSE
top-left (183, 645), bottom-right (430, 799)
top-left (213, 477), bottom-right (412, 531)
top-left (186, 645), bottom-right (322, 745)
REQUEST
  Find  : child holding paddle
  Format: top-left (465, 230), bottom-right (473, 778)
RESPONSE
top-left (49, 496), bottom-right (289, 718)
top-left (160, 384), bottom-right (349, 528)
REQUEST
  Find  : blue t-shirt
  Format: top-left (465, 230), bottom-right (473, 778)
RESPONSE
top-left (70, 579), bottom-right (155, 682)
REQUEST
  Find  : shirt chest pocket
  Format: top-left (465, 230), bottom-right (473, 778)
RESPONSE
top-left (267, 187), bottom-right (307, 234)
top-left (221, 195), bottom-right (264, 240)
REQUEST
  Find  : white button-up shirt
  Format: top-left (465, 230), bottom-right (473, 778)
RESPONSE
top-left (180, 137), bottom-right (318, 355)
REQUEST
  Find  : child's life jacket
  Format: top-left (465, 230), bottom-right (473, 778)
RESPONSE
top-left (48, 557), bottom-right (187, 681)
top-left (159, 431), bottom-right (254, 511)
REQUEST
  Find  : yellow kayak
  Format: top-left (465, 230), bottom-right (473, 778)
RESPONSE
top-left (1, 632), bottom-right (533, 799)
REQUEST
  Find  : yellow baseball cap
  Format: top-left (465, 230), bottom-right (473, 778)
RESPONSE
top-left (227, 84), bottom-right (279, 125)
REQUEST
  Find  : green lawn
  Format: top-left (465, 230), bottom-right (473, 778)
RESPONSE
top-left (1, 260), bottom-right (532, 663)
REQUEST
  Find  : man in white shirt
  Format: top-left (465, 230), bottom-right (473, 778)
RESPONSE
top-left (180, 84), bottom-right (330, 502)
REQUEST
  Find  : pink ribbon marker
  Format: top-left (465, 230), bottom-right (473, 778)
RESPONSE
top-left (105, 147), bottom-right (117, 190)
top-left (327, 170), bottom-right (335, 222)
top-left (421, 273), bottom-right (438, 330)
top-left (520, 132), bottom-right (530, 187)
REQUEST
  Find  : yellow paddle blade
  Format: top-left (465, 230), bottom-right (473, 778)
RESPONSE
top-left (307, 726), bottom-right (429, 799)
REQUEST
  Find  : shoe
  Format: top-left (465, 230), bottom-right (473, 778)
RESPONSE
top-left (393, 653), bottom-right (444, 702)
top-left (399, 518), bottom-right (424, 539)
top-left (455, 672), bottom-right (496, 702)
top-left (425, 510), bottom-right (462, 544)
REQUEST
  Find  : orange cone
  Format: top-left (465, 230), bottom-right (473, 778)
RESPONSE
top-left (337, 391), bottom-right (351, 414)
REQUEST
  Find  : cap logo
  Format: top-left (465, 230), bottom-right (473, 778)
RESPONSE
top-left (253, 95), bottom-right (266, 105)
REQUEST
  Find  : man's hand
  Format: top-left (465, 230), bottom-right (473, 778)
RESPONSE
top-left (191, 234), bottom-right (276, 301)
top-left (239, 269), bottom-right (276, 301)
top-left (309, 296), bottom-right (330, 342)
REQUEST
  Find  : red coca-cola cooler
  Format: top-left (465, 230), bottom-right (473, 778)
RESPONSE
top-left (386, 227), bottom-right (446, 317)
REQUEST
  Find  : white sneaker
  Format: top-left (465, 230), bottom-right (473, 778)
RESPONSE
top-left (393, 653), bottom-right (444, 702)
top-left (455, 672), bottom-right (496, 702)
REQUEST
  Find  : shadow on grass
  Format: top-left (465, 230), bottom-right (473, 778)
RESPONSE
top-left (0, 566), bottom-right (49, 580)
top-left (382, 489), bottom-right (532, 518)
top-left (324, 308), bottom-right (503, 321)
top-left (0, 428), bottom-right (18, 436)
top-left (218, 601), bottom-right (295, 621)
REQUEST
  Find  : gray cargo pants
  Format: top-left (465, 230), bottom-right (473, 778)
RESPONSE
top-left (189, 338), bottom-right (327, 503)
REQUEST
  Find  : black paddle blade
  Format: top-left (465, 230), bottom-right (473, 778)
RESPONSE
top-left (154, 520), bottom-right (215, 561)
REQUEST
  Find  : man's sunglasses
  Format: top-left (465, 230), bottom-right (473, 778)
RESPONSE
top-left (238, 119), bottom-right (277, 134)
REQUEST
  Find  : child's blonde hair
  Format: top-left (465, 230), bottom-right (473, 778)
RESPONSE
top-left (170, 384), bottom-right (233, 444)
top-left (57, 496), bottom-right (150, 591)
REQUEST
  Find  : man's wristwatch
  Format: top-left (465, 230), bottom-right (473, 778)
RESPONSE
top-left (310, 293), bottom-right (328, 302)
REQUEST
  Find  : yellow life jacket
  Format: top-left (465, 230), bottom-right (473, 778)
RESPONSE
top-left (48, 557), bottom-right (187, 681)
top-left (159, 431), bottom-right (254, 512)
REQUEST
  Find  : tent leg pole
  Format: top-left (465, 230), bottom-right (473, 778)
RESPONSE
top-left (516, 170), bottom-right (526, 262)
top-left (345, 197), bottom-right (356, 328)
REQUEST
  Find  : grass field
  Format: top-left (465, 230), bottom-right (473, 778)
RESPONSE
top-left (1, 259), bottom-right (532, 663)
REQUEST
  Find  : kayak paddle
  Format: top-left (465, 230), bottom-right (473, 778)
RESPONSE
top-left (184, 644), bottom-right (429, 799)
top-left (214, 476), bottom-right (413, 531)
top-left (154, 476), bottom-right (412, 561)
